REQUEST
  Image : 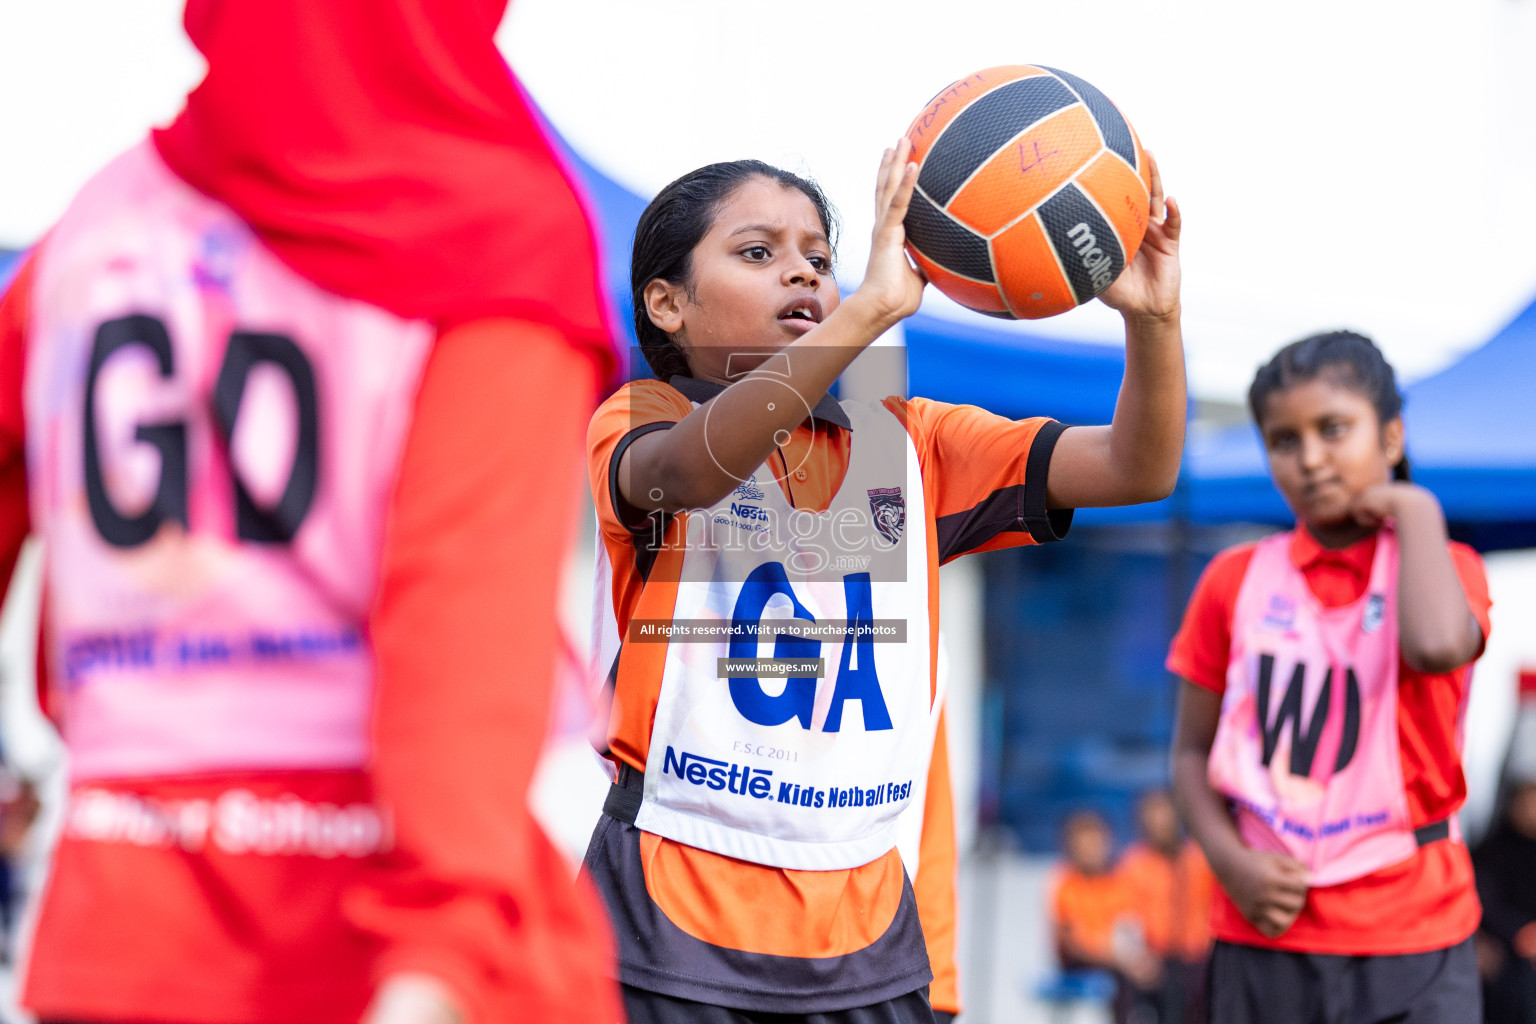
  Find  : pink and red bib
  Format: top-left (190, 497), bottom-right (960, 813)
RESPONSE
top-left (1207, 529), bottom-right (1457, 886)
top-left (27, 140), bottom-right (434, 782)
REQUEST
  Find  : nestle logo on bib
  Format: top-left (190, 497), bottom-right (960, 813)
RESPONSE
top-left (734, 477), bottom-right (766, 502)
top-left (731, 503), bottom-right (769, 521)
top-left (664, 746), bottom-right (773, 800)
top-left (662, 746), bottom-right (914, 817)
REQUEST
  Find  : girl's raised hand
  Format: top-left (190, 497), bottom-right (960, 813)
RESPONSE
top-left (853, 138), bottom-right (927, 328)
top-left (1349, 480), bottom-right (1433, 529)
top-left (1098, 151), bottom-right (1181, 322)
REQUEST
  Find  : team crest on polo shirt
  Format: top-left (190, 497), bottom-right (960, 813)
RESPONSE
top-left (867, 487), bottom-right (905, 545)
top-left (1362, 593), bottom-right (1386, 634)
top-left (734, 476), bottom-right (765, 502)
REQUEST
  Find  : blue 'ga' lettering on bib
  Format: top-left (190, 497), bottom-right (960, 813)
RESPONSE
top-left (824, 573), bottom-right (892, 731)
top-left (727, 565), bottom-right (893, 732)
top-left (728, 561), bottom-right (819, 728)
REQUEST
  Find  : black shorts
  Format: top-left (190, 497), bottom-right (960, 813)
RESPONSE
top-left (1208, 937), bottom-right (1480, 1024)
top-left (621, 984), bottom-right (943, 1024)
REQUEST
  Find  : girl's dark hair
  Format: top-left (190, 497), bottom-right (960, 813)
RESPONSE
top-left (630, 160), bottom-right (838, 380)
top-left (1248, 330), bottom-right (1411, 481)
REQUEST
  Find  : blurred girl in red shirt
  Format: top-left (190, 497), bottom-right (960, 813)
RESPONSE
top-left (1169, 332), bottom-right (1489, 1024)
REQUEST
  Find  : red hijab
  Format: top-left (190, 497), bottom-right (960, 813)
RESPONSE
top-left (154, 0), bottom-right (614, 366)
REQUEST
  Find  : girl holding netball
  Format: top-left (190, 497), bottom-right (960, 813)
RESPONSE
top-left (584, 137), bottom-right (1182, 1023)
top-left (1169, 333), bottom-right (1489, 1023)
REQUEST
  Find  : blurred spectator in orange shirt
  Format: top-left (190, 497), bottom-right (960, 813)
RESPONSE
top-left (1121, 790), bottom-right (1214, 959)
top-left (1050, 810), bottom-right (1161, 1023)
top-left (1119, 788), bottom-right (1214, 1024)
top-left (1052, 810), bottom-right (1129, 967)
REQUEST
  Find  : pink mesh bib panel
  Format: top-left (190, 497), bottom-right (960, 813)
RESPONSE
top-left (26, 141), bottom-right (433, 781)
top-left (1207, 530), bottom-right (1427, 886)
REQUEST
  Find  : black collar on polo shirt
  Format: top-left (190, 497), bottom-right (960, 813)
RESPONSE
top-left (667, 375), bottom-right (853, 432)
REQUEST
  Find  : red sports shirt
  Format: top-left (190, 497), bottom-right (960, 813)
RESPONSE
top-left (6, 0), bottom-right (622, 1016)
top-left (1167, 527), bottom-right (1490, 955)
top-left (1, 255), bottom-right (620, 1024)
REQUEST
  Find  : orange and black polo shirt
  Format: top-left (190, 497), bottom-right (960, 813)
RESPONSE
top-left (582, 374), bottom-right (1072, 1015)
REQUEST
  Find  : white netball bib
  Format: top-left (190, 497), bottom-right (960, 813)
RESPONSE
top-left (26, 141), bottom-right (433, 780)
top-left (620, 400), bottom-right (941, 870)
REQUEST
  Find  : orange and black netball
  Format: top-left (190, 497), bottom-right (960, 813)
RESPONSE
top-left (903, 65), bottom-right (1152, 319)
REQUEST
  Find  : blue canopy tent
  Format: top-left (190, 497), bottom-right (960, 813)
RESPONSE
top-left (1183, 296), bottom-right (1536, 542)
top-left (903, 312), bottom-right (1126, 427)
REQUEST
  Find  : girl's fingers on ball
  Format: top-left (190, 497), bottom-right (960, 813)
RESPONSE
top-left (883, 139), bottom-right (912, 203)
top-left (1162, 196), bottom-right (1182, 238)
top-left (889, 162), bottom-right (918, 214)
top-left (875, 148), bottom-right (894, 206)
top-left (879, 162), bottom-right (895, 210)
top-left (877, 170), bottom-right (904, 224)
top-left (1145, 150), bottom-right (1165, 222)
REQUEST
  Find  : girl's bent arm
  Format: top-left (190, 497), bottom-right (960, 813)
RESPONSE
top-left (1045, 156), bottom-right (1186, 509)
top-left (1171, 680), bottom-right (1308, 939)
top-left (622, 145), bottom-right (925, 514)
top-left (1171, 683), bottom-right (1248, 885)
top-left (621, 294), bottom-right (899, 512)
top-left (1351, 483), bottom-right (1483, 673)
top-left (1044, 308), bottom-right (1185, 508)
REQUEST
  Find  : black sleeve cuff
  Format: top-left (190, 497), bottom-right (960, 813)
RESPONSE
top-left (608, 421), bottom-right (675, 533)
top-left (1021, 419), bottom-right (1072, 543)
top-left (932, 419), bottom-right (1074, 561)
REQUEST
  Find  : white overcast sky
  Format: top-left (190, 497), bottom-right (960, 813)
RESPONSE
top-left (3, 0), bottom-right (1535, 402)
